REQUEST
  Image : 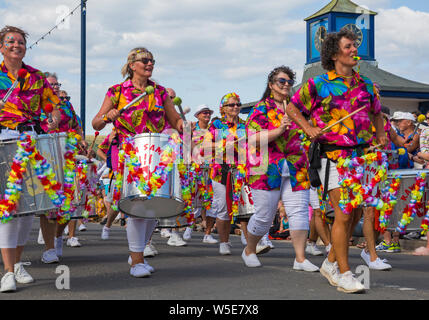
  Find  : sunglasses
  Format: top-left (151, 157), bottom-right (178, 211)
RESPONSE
top-left (200, 111), bottom-right (212, 115)
top-left (60, 96), bottom-right (70, 102)
top-left (275, 78), bottom-right (294, 86)
top-left (223, 103), bottom-right (242, 108)
top-left (138, 58), bottom-right (156, 65)
top-left (50, 82), bottom-right (62, 88)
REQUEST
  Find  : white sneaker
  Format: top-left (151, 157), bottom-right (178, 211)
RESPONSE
top-left (144, 244), bottom-right (156, 257)
top-left (148, 241), bottom-right (159, 255)
top-left (325, 243), bottom-right (332, 255)
top-left (0, 272), bottom-right (16, 293)
top-left (41, 249), bottom-right (59, 264)
top-left (167, 233), bottom-right (187, 247)
top-left (67, 237), bottom-right (81, 247)
top-left (256, 240), bottom-right (271, 255)
top-left (219, 242), bottom-right (232, 255)
top-left (55, 237), bottom-right (63, 257)
top-left (127, 256), bottom-right (155, 273)
top-left (78, 224), bottom-right (87, 232)
top-left (160, 229), bottom-right (171, 238)
top-left (64, 225), bottom-right (69, 236)
top-left (183, 227), bottom-right (192, 241)
top-left (14, 262), bottom-right (34, 284)
top-left (306, 242), bottom-right (324, 256)
top-left (262, 233), bottom-right (274, 249)
top-left (37, 228), bottom-right (45, 245)
top-left (101, 226), bottom-right (110, 240)
top-left (241, 249), bottom-right (261, 267)
top-left (203, 234), bottom-right (218, 244)
top-left (130, 263), bottom-right (151, 278)
top-left (240, 232), bottom-right (247, 246)
top-left (337, 271), bottom-right (365, 293)
top-left (293, 259), bottom-right (320, 272)
top-left (368, 257), bottom-right (392, 271)
top-left (320, 258), bottom-right (340, 287)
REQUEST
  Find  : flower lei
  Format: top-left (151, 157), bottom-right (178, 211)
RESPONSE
top-left (178, 162), bottom-right (196, 224)
top-left (77, 159), bottom-right (98, 219)
top-left (420, 206), bottom-right (429, 236)
top-left (396, 172), bottom-right (426, 234)
top-left (231, 164), bottom-right (246, 218)
top-left (377, 175), bottom-right (401, 233)
top-left (0, 133), bottom-right (66, 224)
top-left (336, 151), bottom-right (388, 214)
top-left (194, 164), bottom-right (213, 211)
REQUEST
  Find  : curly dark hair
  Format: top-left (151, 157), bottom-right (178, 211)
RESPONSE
top-left (321, 28), bottom-right (358, 71)
top-left (261, 65), bottom-right (296, 100)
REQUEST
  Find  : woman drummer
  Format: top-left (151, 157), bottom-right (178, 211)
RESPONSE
top-left (243, 66), bottom-right (318, 272)
top-left (206, 92), bottom-right (246, 255)
top-left (0, 25), bottom-right (60, 293)
top-left (92, 47), bottom-right (184, 278)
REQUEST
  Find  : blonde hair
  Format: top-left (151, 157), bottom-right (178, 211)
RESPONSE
top-left (121, 47), bottom-right (153, 79)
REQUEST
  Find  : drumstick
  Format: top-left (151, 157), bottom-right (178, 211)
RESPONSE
top-left (44, 103), bottom-right (54, 123)
top-left (322, 105), bottom-right (366, 133)
top-left (371, 143), bottom-right (406, 155)
top-left (405, 114), bottom-right (426, 143)
top-left (87, 131), bottom-right (99, 158)
top-left (172, 97), bottom-right (188, 123)
top-left (1, 68), bottom-right (28, 104)
top-left (119, 85), bottom-right (154, 115)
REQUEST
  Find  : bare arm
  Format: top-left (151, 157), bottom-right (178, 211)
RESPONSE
top-left (286, 102), bottom-right (321, 140)
top-left (164, 96), bottom-right (183, 133)
top-left (92, 95), bottom-right (117, 131)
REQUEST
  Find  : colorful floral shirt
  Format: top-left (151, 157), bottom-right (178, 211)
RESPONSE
top-left (105, 79), bottom-right (169, 139)
top-left (41, 100), bottom-right (81, 133)
top-left (0, 61), bottom-right (60, 130)
top-left (98, 134), bottom-right (110, 155)
top-left (291, 70), bottom-right (382, 161)
top-left (246, 97), bottom-right (310, 191)
top-left (208, 117), bottom-right (246, 183)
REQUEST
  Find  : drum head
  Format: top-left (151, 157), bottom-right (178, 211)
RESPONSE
top-left (119, 196), bottom-right (184, 219)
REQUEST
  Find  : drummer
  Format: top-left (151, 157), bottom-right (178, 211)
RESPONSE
top-left (205, 92), bottom-right (246, 255)
top-left (92, 47), bottom-right (184, 278)
top-left (0, 25), bottom-right (60, 293)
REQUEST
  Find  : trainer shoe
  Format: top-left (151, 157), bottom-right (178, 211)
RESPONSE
top-left (240, 232), bottom-right (247, 246)
top-left (336, 271), bottom-right (365, 293)
top-left (203, 234), bottom-right (218, 244)
top-left (320, 258), bottom-right (340, 287)
top-left (160, 229), bottom-right (171, 238)
top-left (368, 257), bottom-right (392, 270)
top-left (386, 242), bottom-right (401, 253)
top-left (37, 228), bottom-right (45, 245)
top-left (127, 256), bottom-right (155, 273)
top-left (78, 224), bottom-right (87, 232)
top-left (130, 263), bottom-right (151, 278)
top-left (101, 226), bottom-right (110, 240)
top-left (55, 236), bottom-right (63, 257)
top-left (375, 240), bottom-right (390, 252)
top-left (0, 272), bottom-right (16, 293)
top-left (148, 241), bottom-right (158, 255)
top-left (144, 244), bottom-right (156, 257)
top-left (325, 243), bottom-right (332, 255)
top-left (41, 249), bottom-right (59, 264)
top-left (219, 242), bottom-right (232, 255)
top-left (14, 262), bottom-right (34, 284)
top-left (64, 225), bottom-right (69, 236)
top-left (183, 227), bottom-right (192, 241)
top-left (256, 240), bottom-right (270, 255)
top-left (67, 237), bottom-right (81, 247)
top-left (305, 242), bottom-right (324, 256)
top-left (167, 233), bottom-right (187, 247)
top-left (293, 259), bottom-right (320, 272)
top-left (241, 249), bottom-right (261, 267)
top-left (262, 233), bottom-right (274, 249)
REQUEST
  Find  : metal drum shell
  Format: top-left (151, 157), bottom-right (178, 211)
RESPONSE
top-left (0, 133), bottom-right (66, 217)
top-left (157, 214), bottom-right (191, 228)
top-left (118, 133), bottom-right (184, 219)
top-left (238, 184), bottom-right (255, 220)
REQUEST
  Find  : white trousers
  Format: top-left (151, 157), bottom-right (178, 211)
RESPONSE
top-left (247, 177), bottom-right (310, 237)
top-left (126, 218), bottom-right (158, 252)
top-left (0, 215), bottom-right (34, 248)
top-left (205, 181), bottom-right (229, 221)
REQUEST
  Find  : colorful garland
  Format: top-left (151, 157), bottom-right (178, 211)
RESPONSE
top-left (231, 164), bottom-right (246, 218)
top-left (377, 174), bottom-right (401, 233)
top-left (336, 151), bottom-right (388, 214)
top-left (420, 206), bottom-right (429, 236)
top-left (396, 172), bottom-right (426, 234)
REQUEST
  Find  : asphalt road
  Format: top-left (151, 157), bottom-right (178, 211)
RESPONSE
top-left (1, 220), bottom-right (429, 302)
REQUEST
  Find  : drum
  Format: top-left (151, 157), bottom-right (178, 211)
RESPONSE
top-left (238, 185), bottom-right (255, 220)
top-left (386, 169), bottom-right (429, 231)
top-left (157, 214), bottom-right (191, 228)
top-left (119, 133), bottom-right (184, 219)
top-left (0, 133), bottom-right (66, 217)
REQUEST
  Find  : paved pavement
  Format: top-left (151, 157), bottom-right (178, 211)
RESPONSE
top-left (1, 220), bottom-right (429, 301)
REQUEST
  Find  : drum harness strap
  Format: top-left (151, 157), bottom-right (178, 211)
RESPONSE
top-left (309, 142), bottom-right (370, 201)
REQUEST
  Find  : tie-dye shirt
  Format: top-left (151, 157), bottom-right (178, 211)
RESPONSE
top-left (246, 97), bottom-right (310, 191)
top-left (105, 79), bottom-right (168, 139)
top-left (290, 70), bottom-right (382, 161)
top-left (0, 61), bottom-right (60, 129)
top-left (208, 117), bottom-right (246, 183)
top-left (40, 100), bottom-right (81, 133)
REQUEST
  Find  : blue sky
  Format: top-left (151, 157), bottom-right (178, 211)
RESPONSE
top-left (1, 0), bottom-right (429, 135)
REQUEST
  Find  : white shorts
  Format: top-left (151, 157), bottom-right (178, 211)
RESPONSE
top-left (309, 187), bottom-right (320, 210)
top-left (318, 158), bottom-right (341, 192)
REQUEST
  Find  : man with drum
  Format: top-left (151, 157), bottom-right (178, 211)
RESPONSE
top-left (92, 47), bottom-right (184, 278)
top-left (286, 28), bottom-right (388, 293)
top-left (0, 26), bottom-right (61, 293)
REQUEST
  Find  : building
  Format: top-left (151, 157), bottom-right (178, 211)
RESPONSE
top-left (241, 0), bottom-right (429, 115)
